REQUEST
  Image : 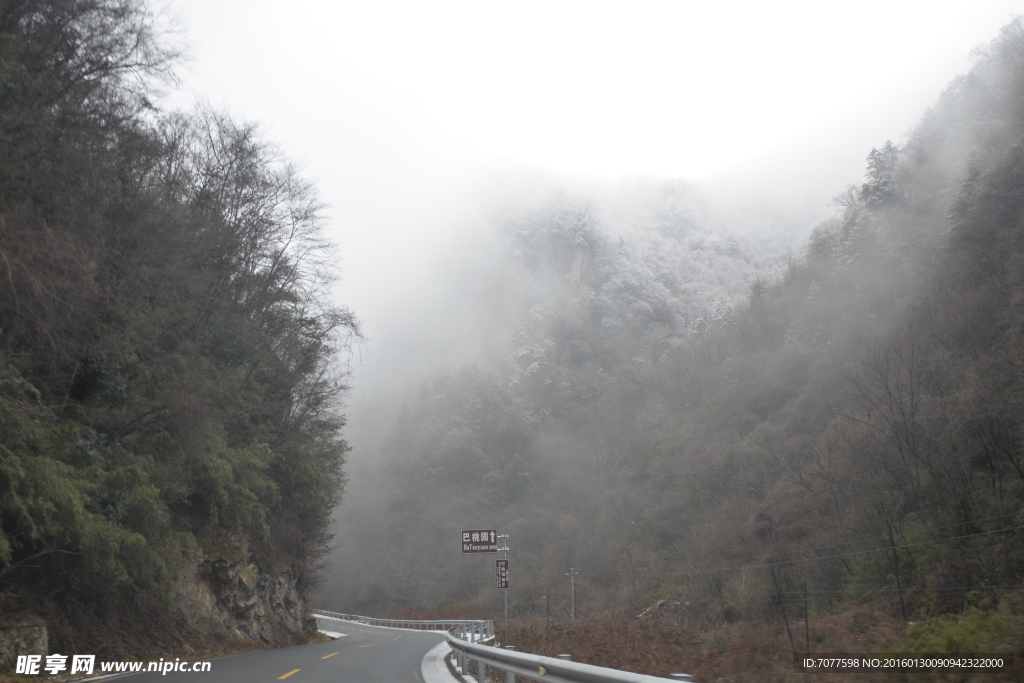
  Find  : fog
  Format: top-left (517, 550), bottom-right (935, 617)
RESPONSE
top-left (158, 0), bottom-right (1024, 615)
top-left (161, 0), bottom-right (1018, 436)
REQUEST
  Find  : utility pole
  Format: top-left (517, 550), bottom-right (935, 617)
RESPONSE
top-left (566, 568), bottom-right (579, 620)
top-left (803, 580), bottom-right (810, 651)
top-left (498, 533), bottom-right (510, 627)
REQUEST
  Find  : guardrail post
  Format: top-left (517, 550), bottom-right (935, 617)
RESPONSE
top-left (504, 646), bottom-right (516, 683)
top-left (476, 656), bottom-right (485, 683)
top-left (457, 627), bottom-right (466, 673)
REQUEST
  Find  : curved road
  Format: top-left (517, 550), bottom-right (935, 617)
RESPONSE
top-left (94, 618), bottom-right (453, 683)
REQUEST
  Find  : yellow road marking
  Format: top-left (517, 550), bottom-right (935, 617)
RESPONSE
top-left (359, 643), bottom-right (375, 648)
top-left (278, 670), bottom-right (300, 679)
top-left (321, 653), bottom-right (338, 659)
top-left (392, 637), bottom-right (401, 641)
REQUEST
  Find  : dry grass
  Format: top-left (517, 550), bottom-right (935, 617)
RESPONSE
top-left (494, 607), bottom-right (1018, 683)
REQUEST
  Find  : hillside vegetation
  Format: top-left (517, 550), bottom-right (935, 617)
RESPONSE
top-left (0, 0), bottom-right (356, 657)
top-left (323, 19), bottom-right (1024, 676)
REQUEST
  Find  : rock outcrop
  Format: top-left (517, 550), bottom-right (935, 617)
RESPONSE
top-left (174, 537), bottom-right (309, 643)
top-left (0, 619), bottom-right (47, 673)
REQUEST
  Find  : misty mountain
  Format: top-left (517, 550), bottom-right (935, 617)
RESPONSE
top-left (321, 174), bottom-right (792, 610)
top-left (321, 20), bottom-right (1024, 666)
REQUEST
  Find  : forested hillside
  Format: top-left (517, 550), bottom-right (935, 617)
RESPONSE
top-left (0, 0), bottom-right (357, 657)
top-left (322, 18), bottom-right (1024, 673)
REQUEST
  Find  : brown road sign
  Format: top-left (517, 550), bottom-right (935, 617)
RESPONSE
top-left (496, 559), bottom-right (509, 589)
top-left (461, 529), bottom-right (498, 553)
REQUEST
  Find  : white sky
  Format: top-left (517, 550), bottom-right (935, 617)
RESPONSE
top-left (161, 0), bottom-right (1023, 174)
top-left (158, 0), bottom-right (1024, 452)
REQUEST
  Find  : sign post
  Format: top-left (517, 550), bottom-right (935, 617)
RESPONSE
top-left (461, 529), bottom-right (509, 626)
top-left (497, 533), bottom-right (510, 627)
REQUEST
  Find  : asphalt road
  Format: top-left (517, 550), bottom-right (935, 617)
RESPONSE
top-left (94, 619), bottom-right (452, 683)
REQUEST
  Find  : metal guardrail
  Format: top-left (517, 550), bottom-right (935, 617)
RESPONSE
top-left (313, 610), bottom-right (694, 683)
top-left (312, 609), bottom-right (494, 639)
top-left (446, 629), bottom-right (694, 683)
